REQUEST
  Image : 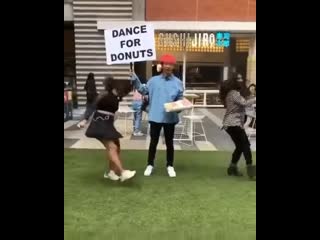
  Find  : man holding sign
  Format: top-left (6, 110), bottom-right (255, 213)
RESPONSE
top-left (131, 54), bottom-right (183, 177)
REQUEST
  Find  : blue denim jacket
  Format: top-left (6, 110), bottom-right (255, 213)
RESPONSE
top-left (131, 74), bottom-right (184, 123)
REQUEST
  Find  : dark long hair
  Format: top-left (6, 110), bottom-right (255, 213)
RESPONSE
top-left (219, 78), bottom-right (242, 107)
top-left (103, 75), bottom-right (131, 100)
top-left (104, 74), bottom-right (114, 92)
top-left (84, 72), bottom-right (97, 94)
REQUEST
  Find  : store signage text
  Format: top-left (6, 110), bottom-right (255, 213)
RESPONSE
top-left (158, 32), bottom-right (230, 48)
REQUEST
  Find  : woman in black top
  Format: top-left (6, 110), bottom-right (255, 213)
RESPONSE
top-left (85, 75), bottom-right (136, 182)
top-left (77, 72), bottom-right (98, 128)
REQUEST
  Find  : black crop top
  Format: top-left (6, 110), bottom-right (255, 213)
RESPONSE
top-left (95, 92), bottom-right (120, 113)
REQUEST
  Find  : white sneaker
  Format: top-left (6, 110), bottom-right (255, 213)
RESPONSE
top-left (133, 131), bottom-right (144, 137)
top-left (144, 165), bottom-right (154, 176)
top-left (167, 166), bottom-right (176, 177)
top-left (104, 170), bottom-right (120, 181)
top-left (77, 120), bottom-right (87, 129)
top-left (120, 170), bottom-right (136, 182)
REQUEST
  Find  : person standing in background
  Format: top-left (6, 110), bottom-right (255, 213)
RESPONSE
top-left (77, 72), bottom-right (98, 128)
top-left (131, 75), bottom-right (147, 136)
top-left (132, 89), bottom-right (144, 136)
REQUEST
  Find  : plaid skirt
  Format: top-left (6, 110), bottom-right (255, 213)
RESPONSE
top-left (85, 111), bottom-right (122, 141)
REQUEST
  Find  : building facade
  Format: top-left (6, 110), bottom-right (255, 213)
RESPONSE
top-left (64, 0), bottom-right (256, 107)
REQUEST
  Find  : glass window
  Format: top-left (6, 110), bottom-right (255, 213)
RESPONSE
top-left (186, 64), bottom-right (223, 90)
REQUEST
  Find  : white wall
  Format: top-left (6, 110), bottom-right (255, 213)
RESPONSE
top-left (132, 0), bottom-right (145, 20)
top-left (246, 36), bottom-right (256, 84)
top-left (64, 3), bottom-right (73, 21)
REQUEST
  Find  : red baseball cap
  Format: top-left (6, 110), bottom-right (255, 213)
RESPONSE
top-left (160, 54), bottom-right (176, 65)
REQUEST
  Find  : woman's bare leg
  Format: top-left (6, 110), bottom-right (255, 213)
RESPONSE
top-left (103, 139), bottom-right (136, 182)
top-left (107, 140), bottom-right (121, 175)
top-left (103, 140), bottom-right (124, 173)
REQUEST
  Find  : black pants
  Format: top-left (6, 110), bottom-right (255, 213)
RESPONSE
top-left (147, 121), bottom-right (175, 167)
top-left (226, 126), bottom-right (252, 165)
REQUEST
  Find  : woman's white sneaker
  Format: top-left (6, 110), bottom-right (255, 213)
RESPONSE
top-left (103, 170), bottom-right (120, 181)
top-left (77, 120), bottom-right (87, 129)
top-left (120, 170), bottom-right (136, 182)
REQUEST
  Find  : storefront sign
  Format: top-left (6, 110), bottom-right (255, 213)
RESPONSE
top-left (104, 24), bottom-right (156, 65)
top-left (157, 32), bottom-right (230, 48)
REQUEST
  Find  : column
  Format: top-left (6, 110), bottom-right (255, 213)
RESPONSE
top-left (246, 36), bottom-right (256, 85)
top-left (223, 39), bottom-right (231, 80)
top-left (132, 0), bottom-right (145, 20)
top-left (146, 62), bottom-right (152, 79)
top-left (182, 51), bottom-right (186, 89)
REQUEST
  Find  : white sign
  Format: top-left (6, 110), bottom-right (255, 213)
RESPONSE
top-left (104, 24), bottom-right (156, 65)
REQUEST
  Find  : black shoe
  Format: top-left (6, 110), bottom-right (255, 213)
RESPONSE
top-left (227, 166), bottom-right (243, 176)
top-left (247, 165), bottom-right (256, 179)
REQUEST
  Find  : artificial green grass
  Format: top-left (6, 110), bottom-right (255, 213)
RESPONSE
top-left (64, 150), bottom-right (256, 240)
